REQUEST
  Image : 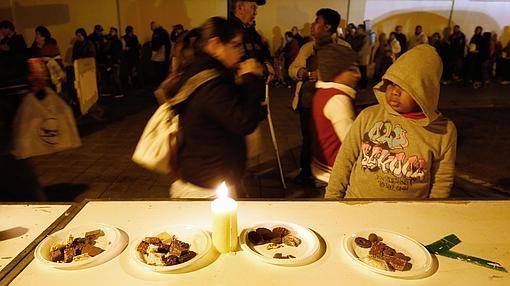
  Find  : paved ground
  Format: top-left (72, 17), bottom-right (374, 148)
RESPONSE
top-left (29, 82), bottom-right (510, 202)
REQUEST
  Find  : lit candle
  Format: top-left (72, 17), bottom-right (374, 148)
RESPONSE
top-left (211, 182), bottom-right (238, 253)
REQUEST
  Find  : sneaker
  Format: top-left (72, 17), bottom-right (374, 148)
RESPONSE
top-left (114, 94), bottom-right (125, 98)
top-left (473, 82), bottom-right (481, 89)
top-left (100, 93), bottom-right (112, 97)
top-left (500, 80), bottom-right (510, 85)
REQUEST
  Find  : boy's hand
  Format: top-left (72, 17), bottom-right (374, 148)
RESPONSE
top-left (298, 68), bottom-right (317, 81)
top-left (308, 71), bottom-right (318, 81)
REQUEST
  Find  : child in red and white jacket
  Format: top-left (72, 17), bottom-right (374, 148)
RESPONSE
top-left (311, 39), bottom-right (360, 183)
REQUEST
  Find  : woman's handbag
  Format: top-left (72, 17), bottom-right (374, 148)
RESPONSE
top-left (132, 69), bottom-right (220, 174)
top-left (131, 102), bottom-right (177, 174)
top-left (11, 87), bottom-right (81, 159)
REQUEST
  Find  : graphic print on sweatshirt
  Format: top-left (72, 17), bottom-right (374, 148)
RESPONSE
top-left (360, 121), bottom-right (427, 192)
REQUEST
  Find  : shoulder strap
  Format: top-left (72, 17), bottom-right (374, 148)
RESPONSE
top-left (168, 69), bottom-right (221, 107)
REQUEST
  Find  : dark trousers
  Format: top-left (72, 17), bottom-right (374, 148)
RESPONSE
top-left (98, 64), bottom-right (123, 95)
top-left (152, 60), bottom-right (169, 86)
top-left (496, 57), bottom-right (510, 81)
top-left (359, 65), bottom-right (367, 89)
top-left (298, 107), bottom-right (312, 177)
top-left (121, 57), bottom-right (142, 88)
top-left (481, 59), bottom-right (493, 82)
top-left (465, 53), bottom-right (482, 82)
top-left (0, 154), bottom-right (45, 202)
top-left (451, 55), bottom-right (464, 80)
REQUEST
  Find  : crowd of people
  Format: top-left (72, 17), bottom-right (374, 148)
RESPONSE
top-left (1, 0), bottom-right (508, 202)
top-left (277, 23), bottom-right (510, 89)
top-left (0, 18), bottom-right (188, 200)
top-left (371, 24), bottom-right (510, 88)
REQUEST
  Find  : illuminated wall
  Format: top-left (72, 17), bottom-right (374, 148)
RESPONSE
top-left (451, 0), bottom-right (510, 45)
top-left (117, 0), bottom-right (226, 43)
top-left (3, 0), bottom-right (226, 65)
top-left (2, 0), bottom-right (509, 65)
top-left (2, 0), bottom-right (350, 61)
top-left (363, 0), bottom-right (510, 45)
top-left (364, 0), bottom-right (452, 38)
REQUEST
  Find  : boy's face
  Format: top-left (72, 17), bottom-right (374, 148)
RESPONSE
top-left (385, 82), bottom-right (421, 113)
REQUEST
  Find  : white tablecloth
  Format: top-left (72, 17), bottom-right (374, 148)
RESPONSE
top-left (9, 200), bottom-right (510, 285)
top-left (0, 204), bottom-right (71, 272)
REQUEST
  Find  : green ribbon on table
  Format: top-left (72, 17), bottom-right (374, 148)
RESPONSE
top-left (425, 234), bottom-right (508, 273)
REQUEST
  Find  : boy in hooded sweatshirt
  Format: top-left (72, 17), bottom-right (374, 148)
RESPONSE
top-left (325, 45), bottom-right (457, 199)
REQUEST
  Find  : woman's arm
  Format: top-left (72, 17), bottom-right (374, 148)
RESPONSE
top-left (202, 74), bottom-right (264, 136)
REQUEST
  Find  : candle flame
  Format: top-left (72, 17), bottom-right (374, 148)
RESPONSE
top-left (217, 182), bottom-right (229, 199)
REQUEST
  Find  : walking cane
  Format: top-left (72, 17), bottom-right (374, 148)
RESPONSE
top-left (265, 84), bottom-right (287, 191)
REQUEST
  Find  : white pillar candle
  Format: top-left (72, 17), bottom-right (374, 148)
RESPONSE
top-left (211, 182), bottom-right (238, 253)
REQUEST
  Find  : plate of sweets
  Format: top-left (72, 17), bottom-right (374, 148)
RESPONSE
top-left (35, 223), bottom-right (121, 269)
top-left (130, 225), bottom-right (211, 272)
top-left (240, 221), bottom-right (321, 266)
top-left (343, 229), bottom-right (433, 278)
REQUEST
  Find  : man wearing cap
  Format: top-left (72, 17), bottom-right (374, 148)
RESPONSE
top-left (229, 0), bottom-right (274, 169)
top-left (89, 24), bottom-right (106, 63)
top-left (288, 8), bottom-right (350, 186)
top-left (311, 38), bottom-right (360, 183)
top-left (229, 0), bottom-right (274, 80)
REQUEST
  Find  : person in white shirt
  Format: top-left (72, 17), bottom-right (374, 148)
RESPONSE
top-left (408, 25), bottom-right (428, 49)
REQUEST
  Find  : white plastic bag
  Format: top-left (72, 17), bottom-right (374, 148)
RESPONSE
top-left (132, 102), bottom-right (178, 174)
top-left (11, 88), bottom-right (81, 158)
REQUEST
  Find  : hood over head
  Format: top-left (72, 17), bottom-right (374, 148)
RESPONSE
top-left (373, 44), bottom-right (443, 126)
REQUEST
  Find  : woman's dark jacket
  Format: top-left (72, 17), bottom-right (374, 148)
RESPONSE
top-left (173, 54), bottom-right (265, 189)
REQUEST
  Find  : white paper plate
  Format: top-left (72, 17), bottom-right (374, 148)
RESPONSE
top-left (35, 223), bottom-right (120, 269)
top-left (240, 221), bottom-right (320, 266)
top-left (130, 224), bottom-right (211, 272)
top-left (343, 229), bottom-right (433, 278)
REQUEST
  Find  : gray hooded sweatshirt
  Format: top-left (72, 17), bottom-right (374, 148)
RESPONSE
top-left (325, 45), bottom-right (457, 199)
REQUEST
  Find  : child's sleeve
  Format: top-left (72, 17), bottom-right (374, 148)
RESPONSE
top-left (325, 114), bottom-right (364, 200)
top-left (429, 122), bottom-right (457, 198)
top-left (324, 95), bottom-right (356, 142)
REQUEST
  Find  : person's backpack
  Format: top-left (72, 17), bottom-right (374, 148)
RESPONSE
top-left (132, 69), bottom-right (220, 175)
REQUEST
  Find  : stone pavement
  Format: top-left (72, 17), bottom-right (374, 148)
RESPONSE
top-left (29, 83), bottom-right (510, 202)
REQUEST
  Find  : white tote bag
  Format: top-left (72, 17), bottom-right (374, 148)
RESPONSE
top-left (132, 69), bottom-right (220, 175)
top-left (11, 88), bottom-right (82, 159)
top-left (132, 102), bottom-right (178, 174)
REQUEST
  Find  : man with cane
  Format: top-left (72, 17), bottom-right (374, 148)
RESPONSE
top-left (229, 0), bottom-right (287, 191)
